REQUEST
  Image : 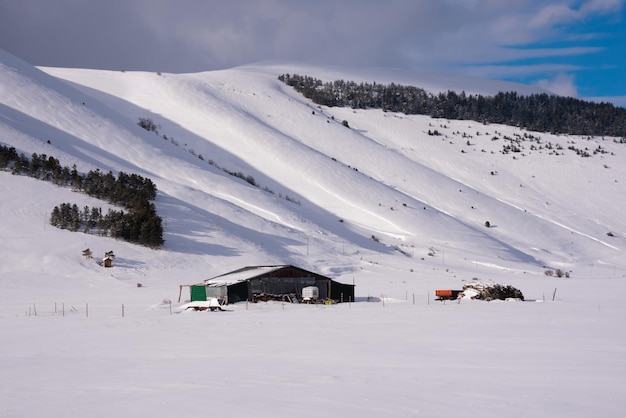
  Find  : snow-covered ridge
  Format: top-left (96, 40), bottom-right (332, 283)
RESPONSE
top-left (1, 49), bottom-right (625, 418)
top-left (2, 48), bottom-right (624, 277)
top-left (237, 60), bottom-right (551, 96)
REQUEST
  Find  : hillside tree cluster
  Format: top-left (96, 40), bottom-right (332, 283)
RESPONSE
top-left (49, 202), bottom-right (163, 247)
top-left (278, 74), bottom-right (626, 137)
top-left (0, 145), bottom-right (164, 248)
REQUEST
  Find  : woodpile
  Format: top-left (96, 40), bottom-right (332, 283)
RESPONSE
top-left (250, 293), bottom-right (298, 303)
top-left (459, 283), bottom-right (524, 301)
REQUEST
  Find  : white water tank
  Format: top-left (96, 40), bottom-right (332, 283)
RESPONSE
top-left (302, 286), bottom-right (319, 302)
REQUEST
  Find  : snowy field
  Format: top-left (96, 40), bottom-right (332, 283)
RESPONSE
top-left (1, 49), bottom-right (625, 417)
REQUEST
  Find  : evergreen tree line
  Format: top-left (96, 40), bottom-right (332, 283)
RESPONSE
top-left (1, 144), bottom-right (164, 248)
top-left (278, 74), bottom-right (626, 137)
top-left (0, 145), bottom-right (156, 206)
top-left (49, 202), bottom-right (163, 247)
top-left (0, 146), bottom-right (72, 184)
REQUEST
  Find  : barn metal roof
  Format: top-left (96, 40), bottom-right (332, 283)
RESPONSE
top-left (204, 265), bottom-right (288, 287)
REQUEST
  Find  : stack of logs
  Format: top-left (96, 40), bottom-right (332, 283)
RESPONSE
top-left (460, 283), bottom-right (525, 301)
top-left (250, 293), bottom-right (299, 303)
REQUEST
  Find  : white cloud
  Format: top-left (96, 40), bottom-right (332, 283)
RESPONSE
top-left (0, 0), bottom-right (623, 87)
top-left (465, 63), bottom-right (581, 79)
top-left (537, 73), bottom-right (579, 97)
top-left (586, 95), bottom-right (626, 108)
top-left (530, 0), bottom-right (624, 28)
top-left (530, 4), bottom-right (579, 28)
top-left (581, 0), bottom-right (624, 14)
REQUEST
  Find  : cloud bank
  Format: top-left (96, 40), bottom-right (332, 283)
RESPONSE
top-left (0, 0), bottom-right (623, 103)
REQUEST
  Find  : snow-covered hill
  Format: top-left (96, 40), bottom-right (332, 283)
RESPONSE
top-left (1, 49), bottom-right (625, 417)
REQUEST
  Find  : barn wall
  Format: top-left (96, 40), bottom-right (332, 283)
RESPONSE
top-left (219, 265), bottom-right (355, 303)
top-left (227, 281), bottom-right (248, 303)
top-left (249, 276), bottom-right (317, 296)
top-left (190, 285), bottom-right (207, 301)
top-left (206, 285), bottom-right (227, 299)
top-left (330, 281), bottom-right (355, 302)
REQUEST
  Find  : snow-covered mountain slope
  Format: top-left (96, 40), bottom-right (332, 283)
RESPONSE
top-left (2, 49), bottom-right (626, 418)
top-left (2, 48), bottom-right (624, 286)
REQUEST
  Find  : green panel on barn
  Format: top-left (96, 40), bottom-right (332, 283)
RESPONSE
top-left (190, 285), bottom-right (207, 301)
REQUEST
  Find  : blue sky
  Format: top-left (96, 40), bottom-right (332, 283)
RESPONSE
top-left (1, 0), bottom-right (624, 107)
top-left (463, 1), bottom-right (625, 103)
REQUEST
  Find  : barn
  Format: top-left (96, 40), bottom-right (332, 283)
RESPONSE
top-left (184, 265), bottom-right (355, 304)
